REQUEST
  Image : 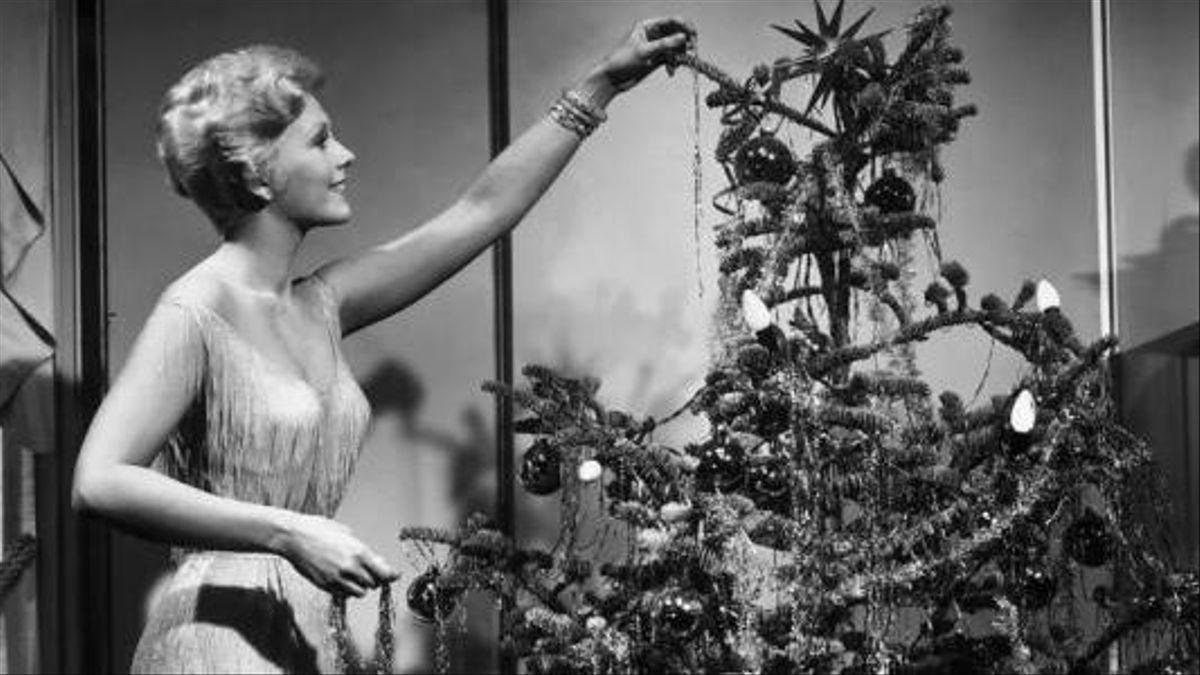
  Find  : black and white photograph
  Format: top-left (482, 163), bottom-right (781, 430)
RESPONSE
top-left (0, 0), bottom-right (1196, 672)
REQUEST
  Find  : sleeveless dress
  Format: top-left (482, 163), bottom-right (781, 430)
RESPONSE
top-left (129, 275), bottom-right (374, 674)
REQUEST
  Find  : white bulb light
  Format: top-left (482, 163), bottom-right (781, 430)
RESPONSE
top-left (1009, 389), bottom-right (1037, 434)
top-left (741, 290), bottom-right (773, 332)
top-left (577, 459), bottom-right (603, 483)
top-left (1035, 279), bottom-right (1061, 312)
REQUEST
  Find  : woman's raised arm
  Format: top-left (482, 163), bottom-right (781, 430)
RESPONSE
top-left (314, 17), bottom-right (695, 335)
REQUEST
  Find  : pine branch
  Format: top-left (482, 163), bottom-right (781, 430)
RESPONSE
top-left (674, 53), bottom-right (838, 138)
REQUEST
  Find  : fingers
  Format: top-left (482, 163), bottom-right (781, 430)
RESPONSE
top-left (640, 16), bottom-right (695, 73)
top-left (643, 16), bottom-right (697, 43)
top-left (646, 33), bottom-right (691, 58)
top-left (363, 551), bottom-right (400, 585)
top-left (336, 574), bottom-right (368, 598)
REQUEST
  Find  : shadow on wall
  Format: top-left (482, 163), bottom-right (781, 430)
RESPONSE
top-left (360, 360), bottom-right (497, 674)
top-left (1080, 142), bottom-right (1200, 346)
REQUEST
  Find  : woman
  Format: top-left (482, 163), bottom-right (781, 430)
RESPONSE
top-left (72, 18), bottom-right (695, 673)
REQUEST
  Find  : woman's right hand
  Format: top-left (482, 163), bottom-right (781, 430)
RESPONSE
top-left (273, 512), bottom-right (398, 597)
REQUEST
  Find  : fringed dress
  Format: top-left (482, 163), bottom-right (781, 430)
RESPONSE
top-left (129, 274), bottom-right (372, 674)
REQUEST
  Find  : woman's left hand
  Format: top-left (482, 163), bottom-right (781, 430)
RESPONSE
top-left (598, 17), bottom-right (697, 95)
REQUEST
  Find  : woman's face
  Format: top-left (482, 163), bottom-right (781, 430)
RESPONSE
top-left (262, 95), bottom-right (356, 228)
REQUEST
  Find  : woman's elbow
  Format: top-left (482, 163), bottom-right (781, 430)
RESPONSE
top-left (71, 464), bottom-right (108, 516)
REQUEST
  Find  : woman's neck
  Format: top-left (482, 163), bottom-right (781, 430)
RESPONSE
top-left (212, 211), bottom-right (305, 299)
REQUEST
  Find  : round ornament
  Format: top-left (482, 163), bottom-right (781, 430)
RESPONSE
top-left (747, 456), bottom-right (791, 509)
top-left (756, 392), bottom-right (792, 437)
top-left (734, 135), bottom-right (797, 186)
top-left (864, 168), bottom-right (916, 214)
top-left (407, 568), bottom-right (455, 623)
top-left (656, 589), bottom-right (705, 639)
top-left (1011, 566), bottom-right (1057, 610)
top-left (520, 439), bottom-right (562, 496)
top-left (1064, 509), bottom-right (1114, 567)
top-left (696, 442), bottom-right (746, 492)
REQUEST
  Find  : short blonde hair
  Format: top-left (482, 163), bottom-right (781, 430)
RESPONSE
top-left (156, 45), bottom-right (323, 232)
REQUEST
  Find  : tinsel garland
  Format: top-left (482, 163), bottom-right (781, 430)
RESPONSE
top-left (396, 3), bottom-right (1198, 674)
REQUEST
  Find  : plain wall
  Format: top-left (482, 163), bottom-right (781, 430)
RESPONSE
top-left (1110, 0), bottom-right (1199, 349)
top-left (104, 2), bottom-right (493, 671)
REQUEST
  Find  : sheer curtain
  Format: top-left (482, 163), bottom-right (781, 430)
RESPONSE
top-left (0, 1), bottom-right (54, 672)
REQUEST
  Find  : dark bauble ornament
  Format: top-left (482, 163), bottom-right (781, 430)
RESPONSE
top-left (1011, 566), bottom-right (1057, 610)
top-left (756, 392), bottom-right (792, 437)
top-left (407, 568), bottom-right (455, 623)
top-left (696, 442), bottom-right (746, 492)
top-left (1064, 509), bottom-right (1114, 567)
top-left (656, 589), bottom-right (705, 639)
top-left (864, 169), bottom-right (916, 214)
top-left (734, 134), bottom-right (797, 186)
top-left (520, 439), bottom-right (562, 495)
top-left (747, 456), bottom-right (791, 511)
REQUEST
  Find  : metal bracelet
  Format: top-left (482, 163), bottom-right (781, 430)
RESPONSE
top-left (548, 99), bottom-right (598, 139)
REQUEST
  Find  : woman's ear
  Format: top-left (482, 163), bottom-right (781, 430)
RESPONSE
top-left (228, 159), bottom-right (271, 211)
top-left (240, 161), bottom-right (273, 203)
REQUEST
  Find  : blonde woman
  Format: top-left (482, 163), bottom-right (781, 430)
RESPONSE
top-left (73, 19), bottom-right (694, 673)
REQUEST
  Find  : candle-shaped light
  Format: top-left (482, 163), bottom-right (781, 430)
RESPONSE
top-left (741, 289), bottom-right (773, 331)
top-left (1009, 389), bottom-right (1037, 434)
top-left (1035, 279), bottom-right (1061, 312)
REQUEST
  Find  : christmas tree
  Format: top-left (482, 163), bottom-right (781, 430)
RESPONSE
top-left (399, 3), bottom-right (1199, 673)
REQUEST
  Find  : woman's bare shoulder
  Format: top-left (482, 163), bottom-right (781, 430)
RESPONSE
top-left (158, 260), bottom-right (229, 314)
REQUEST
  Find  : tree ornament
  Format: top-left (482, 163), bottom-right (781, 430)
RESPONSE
top-left (1011, 566), bottom-right (1057, 610)
top-left (1035, 279), bottom-right (1061, 312)
top-left (1064, 509), bottom-right (1114, 567)
top-left (757, 392), bottom-right (792, 437)
top-left (734, 134), bottom-right (797, 186)
top-left (656, 589), bottom-right (705, 639)
top-left (577, 459), bottom-right (603, 483)
top-left (747, 456), bottom-right (791, 509)
top-left (864, 168), bottom-right (916, 214)
top-left (520, 439), bottom-right (562, 495)
top-left (696, 441), bottom-right (747, 492)
top-left (771, 0), bottom-right (889, 116)
top-left (407, 568), bottom-right (455, 623)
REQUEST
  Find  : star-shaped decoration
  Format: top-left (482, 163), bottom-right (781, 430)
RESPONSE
top-left (771, 0), bottom-right (890, 117)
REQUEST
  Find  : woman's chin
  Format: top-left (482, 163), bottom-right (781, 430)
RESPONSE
top-left (319, 206), bottom-right (354, 226)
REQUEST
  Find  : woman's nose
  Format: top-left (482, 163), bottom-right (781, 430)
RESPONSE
top-left (335, 139), bottom-right (355, 167)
